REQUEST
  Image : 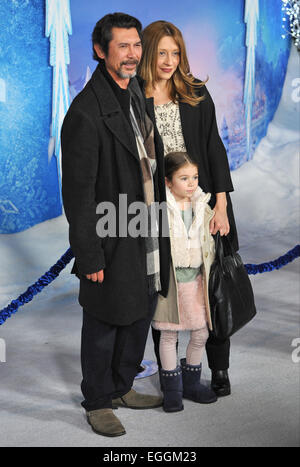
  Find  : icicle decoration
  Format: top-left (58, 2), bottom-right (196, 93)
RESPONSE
top-left (45, 0), bottom-right (72, 198)
top-left (243, 0), bottom-right (259, 160)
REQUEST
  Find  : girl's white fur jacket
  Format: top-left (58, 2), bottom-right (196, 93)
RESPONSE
top-left (166, 186), bottom-right (211, 268)
top-left (153, 186), bottom-right (216, 330)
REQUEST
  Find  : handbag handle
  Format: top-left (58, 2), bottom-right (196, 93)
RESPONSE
top-left (213, 232), bottom-right (234, 267)
top-left (213, 232), bottom-right (224, 267)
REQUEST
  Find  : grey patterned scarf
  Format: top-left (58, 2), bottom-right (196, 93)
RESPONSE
top-left (128, 79), bottom-right (161, 294)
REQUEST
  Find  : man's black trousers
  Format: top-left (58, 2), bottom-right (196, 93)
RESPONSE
top-left (81, 293), bottom-right (158, 412)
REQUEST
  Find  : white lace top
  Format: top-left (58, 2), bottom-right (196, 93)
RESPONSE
top-left (154, 101), bottom-right (187, 155)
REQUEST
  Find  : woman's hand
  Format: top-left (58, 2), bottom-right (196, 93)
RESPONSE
top-left (209, 192), bottom-right (230, 236)
top-left (86, 270), bottom-right (104, 283)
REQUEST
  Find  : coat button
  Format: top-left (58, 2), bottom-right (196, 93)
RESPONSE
top-left (205, 252), bottom-right (208, 258)
top-left (203, 235), bottom-right (206, 241)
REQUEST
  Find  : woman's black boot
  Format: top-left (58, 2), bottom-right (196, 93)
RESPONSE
top-left (160, 366), bottom-right (184, 413)
top-left (211, 370), bottom-right (231, 397)
top-left (181, 358), bottom-right (217, 404)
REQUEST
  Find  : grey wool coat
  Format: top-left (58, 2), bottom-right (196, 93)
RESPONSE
top-left (61, 64), bottom-right (171, 326)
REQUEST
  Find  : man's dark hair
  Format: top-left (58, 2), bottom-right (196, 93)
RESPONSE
top-left (92, 12), bottom-right (142, 61)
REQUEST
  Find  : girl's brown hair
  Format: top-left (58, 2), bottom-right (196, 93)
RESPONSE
top-left (164, 152), bottom-right (198, 181)
top-left (138, 21), bottom-right (208, 107)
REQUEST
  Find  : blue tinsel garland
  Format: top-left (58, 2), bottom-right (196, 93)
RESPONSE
top-left (0, 248), bottom-right (74, 326)
top-left (0, 245), bottom-right (299, 326)
top-left (244, 245), bottom-right (300, 274)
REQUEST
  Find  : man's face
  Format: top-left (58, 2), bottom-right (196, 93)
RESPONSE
top-left (94, 27), bottom-right (142, 83)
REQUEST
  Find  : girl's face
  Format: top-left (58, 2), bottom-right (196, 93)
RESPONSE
top-left (156, 35), bottom-right (180, 82)
top-left (166, 163), bottom-right (198, 202)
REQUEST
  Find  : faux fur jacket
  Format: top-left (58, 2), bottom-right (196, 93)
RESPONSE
top-left (153, 186), bottom-right (216, 329)
top-left (166, 186), bottom-right (211, 269)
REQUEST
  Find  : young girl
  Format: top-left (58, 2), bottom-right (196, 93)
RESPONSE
top-left (153, 152), bottom-right (218, 412)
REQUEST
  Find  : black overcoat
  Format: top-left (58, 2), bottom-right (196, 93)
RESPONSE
top-left (146, 84), bottom-right (239, 252)
top-left (61, 64), bottom-right (170, 326)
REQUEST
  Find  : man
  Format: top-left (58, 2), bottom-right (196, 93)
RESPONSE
top-left (61, 13), bottom-right (170, 437)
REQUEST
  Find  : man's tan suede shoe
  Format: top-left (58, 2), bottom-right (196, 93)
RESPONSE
top-left (86, 408), bottom-right (126, 437)
top-left (112, 388), bottom-right (163, 409)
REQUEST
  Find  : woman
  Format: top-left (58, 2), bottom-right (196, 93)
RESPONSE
top-left (138, 20), bottom-right (239, 397)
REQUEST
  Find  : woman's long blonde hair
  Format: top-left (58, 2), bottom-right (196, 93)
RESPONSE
top-left (138, 21), bottom-right (207, 107)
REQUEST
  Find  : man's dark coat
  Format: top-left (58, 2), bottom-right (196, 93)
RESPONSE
top-left (61, 64), bottom-right (170, 326)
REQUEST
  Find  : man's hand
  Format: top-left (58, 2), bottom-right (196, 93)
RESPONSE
top-left (86, 270), bottom-right (104, 283)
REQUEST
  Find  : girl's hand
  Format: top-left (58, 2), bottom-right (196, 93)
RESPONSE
top-left (86, 270), bottom-right (104, 283)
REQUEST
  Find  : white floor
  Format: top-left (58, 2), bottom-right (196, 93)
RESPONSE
top-left (0, 214), bottom-right (299, 447)
top-left (0, 46), bottom-right (299, 447)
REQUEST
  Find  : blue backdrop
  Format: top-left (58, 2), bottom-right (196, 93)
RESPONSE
top-left (0, 0), bottom-right (61, 234)
top-left (69, 0), bottom-right (290, 170)
top-left (0, 0), bottom-right (291, 234)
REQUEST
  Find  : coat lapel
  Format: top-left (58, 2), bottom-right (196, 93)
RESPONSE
top-left (145, 97), bottom-right (155, 124)
top-left (90, 67), bottom-right (140, 161)
top-left (103, 113), bottom-right (139, 161)
top-left (179, 101), bottom-right (197, 155)
top-left (145, 97), bottom-right (166, 158)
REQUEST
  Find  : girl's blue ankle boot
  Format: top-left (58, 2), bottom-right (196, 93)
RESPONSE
top-left (180, 358), bottom-right (218, 404)
top-left (160, 366), bottom-right (184, 413)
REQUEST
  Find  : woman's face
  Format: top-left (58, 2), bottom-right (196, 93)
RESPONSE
top-left (156, 35), bottom-right (180, 82)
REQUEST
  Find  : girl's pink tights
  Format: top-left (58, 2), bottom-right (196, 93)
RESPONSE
top-left (159, 327), bottom-right (209, 371)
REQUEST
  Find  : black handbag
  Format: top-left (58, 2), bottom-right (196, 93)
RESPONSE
top-left (209, 232), bottom-right (257, 339)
